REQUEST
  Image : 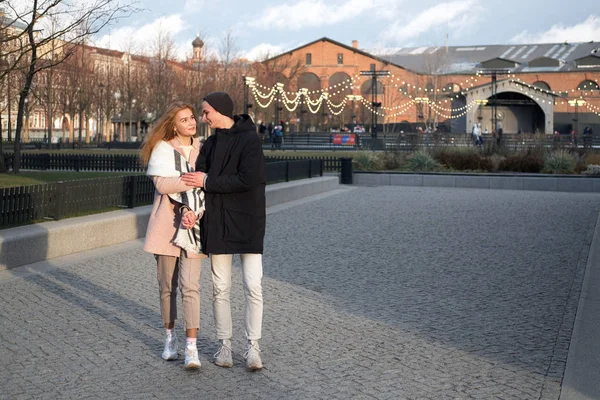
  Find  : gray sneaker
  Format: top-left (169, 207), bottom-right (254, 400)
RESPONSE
top-left (161, 332), bottom-right (178, 361)
top-left (184, 345), bottom-right (201, 369)
top-left (214, 340), bottom-right (233, 368)
top-left (244, 340), bottom-right (263, 371)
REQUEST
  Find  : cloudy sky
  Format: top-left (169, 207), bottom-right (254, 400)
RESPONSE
top-left (93, 0), bottom-right (600, 61)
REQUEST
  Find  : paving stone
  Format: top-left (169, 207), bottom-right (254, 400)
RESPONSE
top-left (0, 186), bottom-right (598, 399)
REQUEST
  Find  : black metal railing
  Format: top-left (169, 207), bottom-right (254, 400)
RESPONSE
top-left (0, 159), bottom-right (324, 229)
top-left (1, 153), bottom-right (145, 172)
top-left (266, 156), bottom-right (339, 172)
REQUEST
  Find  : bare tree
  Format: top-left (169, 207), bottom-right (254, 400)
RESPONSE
top-left (250, 51), bottom-right (306, 127)
top-left (218, 29), bottom-right (239, 93)
top-left (146, 24), bottom-right (178, 118)
top-left (2, 0), bottom-right (139, 172)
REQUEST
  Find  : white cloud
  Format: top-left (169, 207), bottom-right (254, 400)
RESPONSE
top-left (94, 14), bottom-right (188, 55)
top-left (248, 0), bottom-right (401, 30)
top-left (183, 0), bottom-right (208, 12)
top-left (510, 15), bottom-right (600, 44)
top-left (242, 43), bottom-right (287, 61)
top-left (379, 0), bottom-right (483, 44)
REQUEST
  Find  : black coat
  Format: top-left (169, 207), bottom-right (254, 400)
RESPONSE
top-left (196, 114), bottom-right (266, 255)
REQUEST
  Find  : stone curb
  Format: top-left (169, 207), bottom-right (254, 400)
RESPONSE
top-left (353, 172), bottom-right (600, 193)
top-left (560, 210), bottom-right (600, 399)
top-left (0, 177), bottom-right (339, 271)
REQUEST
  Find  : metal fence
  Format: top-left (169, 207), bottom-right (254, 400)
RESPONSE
top-left (2, 153), bottom-right (144, 172)
top-left (260, 132), bottom-right (600, 152)
top-left (0, 175), bottom-right (153, 228)
top-left (0, 159), bottom-right (324, 229)
top-left (266, 156), bottom-right (340, 172)
top-left (266, 159), bottom-right (324, 183)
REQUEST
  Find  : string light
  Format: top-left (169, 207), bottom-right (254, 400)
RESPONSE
top-left (243, 73), bottom-right (600, 119)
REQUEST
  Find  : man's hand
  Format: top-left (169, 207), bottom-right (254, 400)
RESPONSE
top-left (181, 172), bottom-right (206, 188)
top-left (181, 210), bottom-right (197, 229)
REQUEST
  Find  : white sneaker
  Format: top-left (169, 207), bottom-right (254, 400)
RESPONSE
top-left (184, 345), bottom-right (201, 369)
top-left (161, 332), bottom-right (178, 361)
top-left (214, 340), bottom-right (233, 368)
top-left (244, 340), bottom-right (263, 371)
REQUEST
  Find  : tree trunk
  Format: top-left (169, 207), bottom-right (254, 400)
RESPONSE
top-left (0, 114), bottom-right (5, 173)
top-left (13, 0), bottom-right (38, 173)
top-left (47, 104), bottom-right (53, 150)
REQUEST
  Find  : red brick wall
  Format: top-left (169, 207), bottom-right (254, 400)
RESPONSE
top-left (272, 39), bottom-right (600, 125)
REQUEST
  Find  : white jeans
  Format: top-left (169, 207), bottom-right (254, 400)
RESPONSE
top-left (211, 254), bottom-right (263, 341)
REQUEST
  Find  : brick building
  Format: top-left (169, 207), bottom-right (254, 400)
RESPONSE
top-left (258, 37), bottom-right (600, 134)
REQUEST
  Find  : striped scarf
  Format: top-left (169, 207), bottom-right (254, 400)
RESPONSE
top-left (147, 140), bottom-right (205, 255)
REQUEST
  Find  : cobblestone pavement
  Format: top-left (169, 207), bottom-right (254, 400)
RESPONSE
top-left (1, 186), bottom-right (599, 400)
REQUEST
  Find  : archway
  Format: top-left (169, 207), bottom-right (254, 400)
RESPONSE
top-left (328, 72), bottom-right (353, 129)
top-left (466, 79), bottom-right (556, 133)
top-left (477, 92), bottom-right (546, 133)
top-left (297, 72), bottom-right (323, 131)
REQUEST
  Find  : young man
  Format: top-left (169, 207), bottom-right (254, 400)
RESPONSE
top-left (181, 92), bottom-right (266, 371)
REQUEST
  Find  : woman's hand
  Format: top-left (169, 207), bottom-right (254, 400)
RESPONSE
top-left (181, 210), bottom-right (197, 229)
top-left (181, 172), bottom-right (206, 188)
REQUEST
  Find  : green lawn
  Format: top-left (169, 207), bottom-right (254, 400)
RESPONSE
top-left (0, 171), bottom-right (144, 188)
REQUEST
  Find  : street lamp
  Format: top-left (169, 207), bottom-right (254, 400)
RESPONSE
top-left (114, 91), bottom-right (121, 141)
top-left (568, 99), bottom-right (586, 137)
top-left (243, 76), bottom-right (255, 115)
top-left (274, 83), bottom-right (284, 125)
top-left (98, 83), bottom-right (104, 143)
top-left (475, 99), bottom-right (488, 125)
top-left (321, 92), bottom-right (329, 131)
top-left (347, 94), bottom-right (362, 129)
top-left (414, 97), bottom-right (429, 128)
top-left (129, 98), bottom-right (136, 142)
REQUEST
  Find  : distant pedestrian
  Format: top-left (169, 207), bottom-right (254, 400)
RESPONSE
top-left (583, 126), bottom-right (593, 149)
top-left (258, 121), bottom-right (266, 142)
top-left (496, 120), bottom-right (503, 145)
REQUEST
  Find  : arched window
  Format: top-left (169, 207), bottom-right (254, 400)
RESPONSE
top-left (532, 81), bottom-right (551, 90)
top-left (443, 83), bottom-right (461, 94)
top-left (577, 80), bottom-right (599, 90)
top-left (297, 72), bottom-right (321, 92)
top-left (328, 72), bottom-right (352, 101)
top-left (360, 79), bottom-right (384, 96)
top-left (264, 72), bottom-right (288, 89)
top-left (425, 82), bottom-right (435, 93)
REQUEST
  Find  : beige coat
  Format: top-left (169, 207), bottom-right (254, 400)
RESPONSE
top-left (143, 137), bottom-right (206, 259)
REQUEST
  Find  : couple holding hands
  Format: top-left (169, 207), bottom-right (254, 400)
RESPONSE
top-left (139, 92), bottom-right (266, 371)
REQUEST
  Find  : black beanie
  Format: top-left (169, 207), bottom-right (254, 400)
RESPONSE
top-left (203, 92), bottom-right (234, 119)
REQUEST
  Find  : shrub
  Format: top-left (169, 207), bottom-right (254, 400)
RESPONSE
top-left (407, 151), bottom-right (440, 172)
top-left (498, 151), bottom-right (544, 173)
top-left (582, 164), bottom-right (600, 176)
top-left (544, 150), bottom-right (576, 174)
top-left (352, 151), bottom-right (379, 171)
top-left (489, 154), bottom-right (504, 172)
top-left (436, 148), bottom-right (493, 171)
top-left (584, 152), bottom-right (600, 166)
top-left (377, 151), bottom-right (406, 170)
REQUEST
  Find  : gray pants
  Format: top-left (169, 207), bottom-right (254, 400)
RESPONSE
top-left (156, 252), bottom-right (202, 329)
top-left (211, 254), bottom-right (263, 340)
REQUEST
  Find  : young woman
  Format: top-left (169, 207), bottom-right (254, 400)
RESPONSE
top-left (139, 102), bottom-right (205, 370)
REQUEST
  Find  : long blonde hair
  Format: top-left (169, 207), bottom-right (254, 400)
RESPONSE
top-left (139, 101), bottom-right (197, 166)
